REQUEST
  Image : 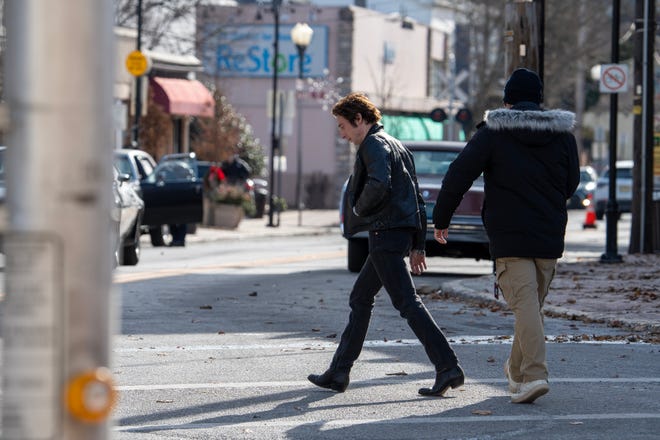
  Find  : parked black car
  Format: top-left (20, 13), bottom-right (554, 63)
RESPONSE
top-left (112, 167), bottom-right (144, 265)
top-left (114, 149), bottom-right (203, 246)
top-left (340, 141), bottom-right (490, 272)
top-left (567, 166), bottom-right (598, 209)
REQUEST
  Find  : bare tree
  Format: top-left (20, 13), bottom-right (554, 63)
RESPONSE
top-left (114, 0), bottom-right (204, 54)
top-left (462, 0), bottom-right (506, 127)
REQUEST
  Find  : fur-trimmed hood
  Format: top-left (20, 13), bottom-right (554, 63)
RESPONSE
top-left (484, 108), bottom-right (575, 133)
top-left (483, 106), bottom-right (576, 148)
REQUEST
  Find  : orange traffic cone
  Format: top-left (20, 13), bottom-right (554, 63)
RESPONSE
top-left (582, 194), bottom-right (597, 229)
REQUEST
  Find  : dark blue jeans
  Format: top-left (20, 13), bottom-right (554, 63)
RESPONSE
top-left (331, 228), bottom-right (458, 373)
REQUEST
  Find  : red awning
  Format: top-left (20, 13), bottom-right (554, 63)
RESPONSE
top-left (150, 77), bottom-right (215, 118)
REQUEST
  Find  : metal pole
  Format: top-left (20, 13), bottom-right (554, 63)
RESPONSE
top-left (132, 0), bottom-right (143, 145)
top-left (601, 0), bottom-right (623, 263)
top-left (295, 45), bottom-right (305, 226)
top-left (639, 0), bottom-right (654, 252)
top-left (267, 0), bottom-right (282, 227)
top-left (537, 0), bottom-right (545, 83)
top-left (3, 0), bottom-right (116, 438)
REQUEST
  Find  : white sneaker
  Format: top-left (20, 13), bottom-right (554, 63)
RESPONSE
top-left (511, 379), bottom-right (549, 404)
top-left (504, 359), bottom-right (521, 393)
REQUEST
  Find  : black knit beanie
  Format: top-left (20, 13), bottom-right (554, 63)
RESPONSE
top-left (503, 68), bottom-right (543, 104)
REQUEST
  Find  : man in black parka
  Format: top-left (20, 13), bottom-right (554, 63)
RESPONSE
top-left (433, 69), bottom-right (580, 403)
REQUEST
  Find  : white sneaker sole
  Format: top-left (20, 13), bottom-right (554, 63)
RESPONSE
top-left (511, 381), bottom-right (549, 404)
top-left (503, 359), bottom-right (521, 394)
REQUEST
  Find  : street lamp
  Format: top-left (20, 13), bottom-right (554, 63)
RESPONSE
top-left (290, 22), bottom-right (314, 226)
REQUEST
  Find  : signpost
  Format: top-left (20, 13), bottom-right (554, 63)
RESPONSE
top-left (125, 50), bottom-right (149, 77)
top-left (599, 64), bottom-right (629, 94)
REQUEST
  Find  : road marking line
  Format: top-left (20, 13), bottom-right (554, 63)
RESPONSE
top-left (113, 250), bottom-right (345, 284)
top-left (114, 413), bottom-right (660, 432)
top-left (115, 377), bottom-right (660, 391)
top-left (113, 335), bottom-right (649, 352)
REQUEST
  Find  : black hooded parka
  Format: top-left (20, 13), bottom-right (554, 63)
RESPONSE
top-left (433, 102), bottom-right (580, 259)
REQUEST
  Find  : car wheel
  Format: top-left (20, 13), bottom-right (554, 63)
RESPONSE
top-left (149, 225), bottom-right (167, 247)
top-left (121, 229), bottom-right (141, 266)
top-left (347, 238), bottom-right (368, 273)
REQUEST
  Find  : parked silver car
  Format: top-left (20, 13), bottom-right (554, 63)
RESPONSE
top-left (112, 167), bottom-right (144, 266)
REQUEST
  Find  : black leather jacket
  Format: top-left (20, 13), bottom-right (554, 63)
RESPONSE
top-left (342, 124), bottom-right (426, 250)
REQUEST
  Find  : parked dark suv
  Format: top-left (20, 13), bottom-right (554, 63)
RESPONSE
top-left (340, 141), bottom-right (490, 272)
top-left (114, 149), bottom-right (203, 246)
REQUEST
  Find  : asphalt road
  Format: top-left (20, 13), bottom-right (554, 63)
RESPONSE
top-left (111, 219), bottom-right (659, 439)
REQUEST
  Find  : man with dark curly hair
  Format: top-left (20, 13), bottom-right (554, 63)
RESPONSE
top-left (307, 92), bottom-right (464, 397)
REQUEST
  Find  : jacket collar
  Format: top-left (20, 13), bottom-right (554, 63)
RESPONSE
top-left (484, 106), bottom-right (575, 133)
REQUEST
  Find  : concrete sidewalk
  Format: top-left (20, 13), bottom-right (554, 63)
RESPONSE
top-left (185, 209), bottom-right (341, 243)
top-left (184, 209), bottom-right (659, 340)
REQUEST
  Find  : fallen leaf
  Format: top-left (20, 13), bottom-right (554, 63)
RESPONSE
top-left (486, 356), bottom-right (496, 363)
top-left (471, 409), bottom-right (492, 416)
top-left (248, 291), bottom-right (258, 297)
top-left (311, 328), bottom-right (321, 332)
top-left (325, 333), bottom-right (337, 338)
top-left (385, 371), bottom-right (408, 376)
top-left (199, 305), bottom-right (212, 310)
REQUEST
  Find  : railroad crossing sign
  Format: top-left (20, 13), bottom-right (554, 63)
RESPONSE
top-left (599, 64), bottom-right (629, 94)
top-left (435, 69), bottom-right (469, 102)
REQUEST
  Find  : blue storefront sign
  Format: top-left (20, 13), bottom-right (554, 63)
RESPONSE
top-left (201, 24), bottom-right (328, 78)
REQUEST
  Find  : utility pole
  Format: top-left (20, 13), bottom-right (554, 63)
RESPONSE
top-left (504, 0), bottom-right (541, 77)
top-left (2, 1), bottom-right (117, 438)
top-left (629, 0), bottom-right (656, 253)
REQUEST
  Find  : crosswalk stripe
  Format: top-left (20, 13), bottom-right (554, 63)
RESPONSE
top-left (113, 335), bottom-right (649, 353)
top-left (116, 377), bottom-right (660, 391)
top-left (114, 412), bottom-right (660, 432)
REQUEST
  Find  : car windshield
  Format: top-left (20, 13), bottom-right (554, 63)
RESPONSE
top-left (411, 150), bottom-right (459, 176)
top-left (146, 160), bottom-right (197, 183)
top-left (114, 155), bottom-right (135, 179)
top-left (580, 170), bottom-right (595, 182)
top-left (602, 168), bottom-right (633, 179)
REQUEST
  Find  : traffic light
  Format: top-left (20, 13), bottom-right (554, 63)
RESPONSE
top-left (429, 108), bottom-right (447, 123)
top-left (455, 108), bottom-right (473, 124)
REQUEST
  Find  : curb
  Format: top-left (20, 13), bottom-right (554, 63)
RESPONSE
top-left (438, 277), bottom-right (660, 335)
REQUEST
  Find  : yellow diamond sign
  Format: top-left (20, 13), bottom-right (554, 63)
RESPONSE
top-left (125, 50), bottom-right (149, 77)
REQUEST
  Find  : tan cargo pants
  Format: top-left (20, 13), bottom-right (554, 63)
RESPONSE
top-left (496, 257), bottom-right (556, 383)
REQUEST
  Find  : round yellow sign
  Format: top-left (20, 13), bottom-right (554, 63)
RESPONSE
top-left (125, 50), bottom-right (149, 77)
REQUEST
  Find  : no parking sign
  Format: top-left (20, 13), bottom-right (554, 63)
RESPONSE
top-left (599, 64), bottom-right (629, 93)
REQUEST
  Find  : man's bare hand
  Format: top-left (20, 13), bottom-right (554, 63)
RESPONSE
top-left (434, 228), bottom-right (449, 244)
top-left (409, 250), bottom-right (427, 275)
